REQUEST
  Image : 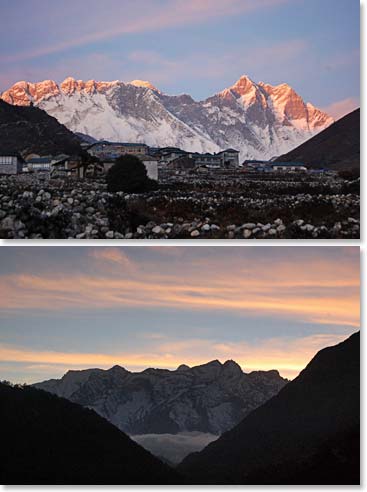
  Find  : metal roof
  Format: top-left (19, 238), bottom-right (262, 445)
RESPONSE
top-left (27, 157), bottom-right (52, 164)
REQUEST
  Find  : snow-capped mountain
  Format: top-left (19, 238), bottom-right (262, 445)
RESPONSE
top-left (1, 75), bottom-right (333, 159)
top-left (33, 360), bottom-right (287, 435)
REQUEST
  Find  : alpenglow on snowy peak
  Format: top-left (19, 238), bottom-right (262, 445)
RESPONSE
top-left (33, 359), bottom-right (287, 435)
top-left (1, 75), bottom-right (333, 159)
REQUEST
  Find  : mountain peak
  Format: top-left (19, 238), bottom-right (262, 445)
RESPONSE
top-left (230, 74), bottom-right (256, 94)
top-left (206, 359), bottom-right (222, 367)
top-left (33, 361), bottom-right (287, 436)
top-left (223, 359), bottom-right (243, 370)
top-left (108, 364), bottom-right (129, 375)
top-left (1, 75), bottom-right (333, 159)
top-left (129, 80), bottom-right (159, 92)
top-left (221, 360), bottom-right (243, 378)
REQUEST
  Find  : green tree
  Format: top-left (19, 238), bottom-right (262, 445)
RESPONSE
top-left (106, 155), bottom-right (156, 193)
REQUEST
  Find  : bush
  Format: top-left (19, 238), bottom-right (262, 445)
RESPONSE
top-left (106, 155), bottom-right (156, 193)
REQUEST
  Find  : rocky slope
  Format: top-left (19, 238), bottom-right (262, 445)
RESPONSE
top-left (276, 108), bottom-right (360, 170)
top-left (0, 173), bottom-right (360, 239)
top-left (0, 99), bottom-right (83, 157)
top-left (179, 332), bottom-right (360, 485)
top-left (34, 359), bottom-right (287, 435)
top-left (1, 75), bottom-right (333, 160)
top-left (0, 382), bottom-right (180, 484)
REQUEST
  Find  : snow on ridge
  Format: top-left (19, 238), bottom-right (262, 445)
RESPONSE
top-left (1, 74), bottom-right (334, 160)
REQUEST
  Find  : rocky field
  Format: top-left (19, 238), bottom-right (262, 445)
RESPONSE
top-left (0, 172), bottom-right (359, 239)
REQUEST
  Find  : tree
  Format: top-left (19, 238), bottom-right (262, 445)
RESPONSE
top-left (106, 155), bottom-right (155, 193)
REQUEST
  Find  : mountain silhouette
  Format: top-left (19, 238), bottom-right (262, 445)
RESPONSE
top-left (179, 332), bottom-right (360, 485)
top-left (0, 99), bottom-right (83, 157)
top-left (276, 108), bottom-right (359, 171)
top-left (0, 382), bottom-right (181, 484)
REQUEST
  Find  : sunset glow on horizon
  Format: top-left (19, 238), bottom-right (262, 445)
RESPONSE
top-left (0, 246), bottom-right (359, 383)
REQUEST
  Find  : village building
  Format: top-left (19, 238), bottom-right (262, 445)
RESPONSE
top-left (271, 162), bottom-right (307, 172)
top-left (166, 156), bottom-right (197, 172)
top-left (155, 147), bottom-right (188, 165)
top-left (51, 155), bottom-right (84, 177)
top-left (192, 153), bottom-right (222, 168)
top-left (140, 155), bottom-right (159, 181)
top-left (26, 156), bottom-right (53, 171)
top-left (242, 160), bottom-right (272, 169)
top-left (217, 149), bottom-right (240, 168)
top-left (87, 141), bottom-right (148, 160)
top-left (0, 153), bottom-right (24, 174)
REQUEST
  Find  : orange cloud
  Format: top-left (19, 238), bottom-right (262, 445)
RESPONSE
top-left (0, 270), bottom-right (359, 329)
top-left (0, 331), bottom-right (355, 381)
top-left (89, 248), bottom-right (137, 272)
top-left (322, 97), bottom-right (359, 120)
top-left (0, 247), bottom-right (360, 329)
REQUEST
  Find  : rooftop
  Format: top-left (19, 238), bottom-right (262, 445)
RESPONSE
top-left (272, 162), bottom-right (306, 167)
top-left (27, 157), bottom-right (52, 164)
top-left (89, 141), bottom-right (148, 148)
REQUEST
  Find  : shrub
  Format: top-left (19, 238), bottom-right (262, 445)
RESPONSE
top-left (106, 155), bottom-right (156, 193)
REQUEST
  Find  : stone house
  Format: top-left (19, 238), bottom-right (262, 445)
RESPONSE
top-left (0, 153), bottom-right (24, 174)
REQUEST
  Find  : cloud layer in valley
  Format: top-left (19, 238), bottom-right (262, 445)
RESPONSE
top-left (131, 432), bottom-right (219, 464)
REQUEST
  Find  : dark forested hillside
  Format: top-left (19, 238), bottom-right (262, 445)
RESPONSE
top-left (0, 99), bottom-right (83, 157)
top-left (276, 109), bottom-right (360, 170)
top-left (179, 332), bottom-right (360, 485)
top-left (0, 382), bottom-right (181, 485)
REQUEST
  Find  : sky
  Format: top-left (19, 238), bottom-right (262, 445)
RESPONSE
top-left (0, 246), bottom-right (359, 383)
top-left (0, 0), bottom-right (359, 119)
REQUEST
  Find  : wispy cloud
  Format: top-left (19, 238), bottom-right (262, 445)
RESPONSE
top-left (0, 247), bottom-right (359, 383)
top-left (89, 248), bottom-right (137, 272)
top-left (322, 97), bottom-right (359, 120)
top-left (0, 331), bottom-right (354, 381)
top-left (0, 0), bottom-right (290, 64)
top-left (0, 249), bottom-right (360, 328)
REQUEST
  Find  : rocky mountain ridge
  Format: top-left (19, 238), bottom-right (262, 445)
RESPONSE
top-left (33, 359), bottom-right (287, 435)
top-left (1, 75), bottom-right (333, 160)
top-left (0, 99), bottom-right (83, 156)
top-left (179, 332), bottom-right (360, 485)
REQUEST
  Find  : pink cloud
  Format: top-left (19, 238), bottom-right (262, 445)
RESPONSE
top-left (0, 0), bottom-right (290, 63)
top-left (322, 97), bottom-right (359, 120)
